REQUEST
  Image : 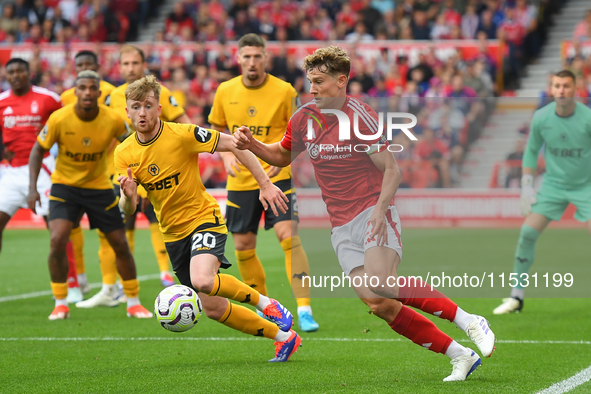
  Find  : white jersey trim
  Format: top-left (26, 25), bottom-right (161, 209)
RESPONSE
top-left (31, 86), bottom-right (61, 103)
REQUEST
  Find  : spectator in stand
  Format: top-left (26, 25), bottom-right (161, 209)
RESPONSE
top-left (166, 2), bottom-right (193, 37)
top-left (539, 72), bottom-right (554, 108)
top-left (411, 10), bottom-right (431, 40)
top-left (415, 128), bottom-right (452, 188)
top-left (431, 13), bottom-right (450, 40)
top-left (461, 4), bottom-right (479, 39)
top-left (477, 9), bottom-right (497, 40)
top-left (505, 138), bottom-right (525, 188)
top-left (573, 9), bottom-right (591, 41)
top-left (345, 21), bottom-right (374, 42)
top-left (0, 4), bottom-right (19, 36)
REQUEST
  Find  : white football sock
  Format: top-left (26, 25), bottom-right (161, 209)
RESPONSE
top-left (256, 294), bottom-right (271, 311)
top-left (274, 330), bottom-right (291, 342)
top-left (453, 307), bottom-right (474, 331)
top-left (445, 340), bottom-right (471, 359)
top-left (126, 297), bottom-right (140, 307)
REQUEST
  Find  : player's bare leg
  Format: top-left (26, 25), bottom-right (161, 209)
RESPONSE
top-left (47, 218), bottom-right (74, 320)
top-left (494, 213), bottom-right (550, 315)
top-left (274, 219), bottom-right (319, 332)
top-left (0, 211), bottom-right (11, 254)
top-left (190, 253), bottom-right (301, 362)
top-left (350, 266), bottom-right (481, 381)
top-left (103, 228), bottom-right (152, 318)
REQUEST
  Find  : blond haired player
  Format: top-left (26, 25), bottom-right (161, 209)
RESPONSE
top-left (233, 46), bottom-right (498, 381)
top-left (27, 70), bottom-right (152, 320)
top-left (77, 45), bottom-right (191, 308)
top-left (115, 75), bottom-right (301, 362)
top-left (59, 50), bottom-right (116, 303)
top-left (209, 34), bottom-right (318, 332)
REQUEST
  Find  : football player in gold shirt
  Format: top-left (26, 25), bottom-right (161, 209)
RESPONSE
top-left (209, 34), bottom-right (318, 332)
top-left (60, 50), bottom-right (116, 303)
top-left (116, 75), bottom-right (301, 362)
top-left (109, 44), bottom-right (190, 289)
top-left (28, 70), bottom-right (152, 320)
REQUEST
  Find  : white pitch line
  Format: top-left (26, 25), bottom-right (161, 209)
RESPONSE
top-left (535, 365), bottom-right (591, 394)
top-left (0, 273), bottom-right (161, 303)
top-left (0, 337), bottom-right (589, 345)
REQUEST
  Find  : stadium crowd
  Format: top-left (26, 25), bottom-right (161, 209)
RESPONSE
top-left (0, 0), bottom-right (566, 188)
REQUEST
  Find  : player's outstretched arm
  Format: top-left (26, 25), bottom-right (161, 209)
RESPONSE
top-left (368, 150), bottom-right (402, 247)
top-left (27, 141), bottom-right (49, 214)
top-left (217, 129), bottom-right (289, 216)
top-left (118, 168), bottom-right (139, 216)
top-left (232, 126), bottom-right (292, 168)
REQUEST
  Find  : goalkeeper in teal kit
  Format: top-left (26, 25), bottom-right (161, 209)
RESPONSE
top-left (494, 70), bottom-right (591, 314)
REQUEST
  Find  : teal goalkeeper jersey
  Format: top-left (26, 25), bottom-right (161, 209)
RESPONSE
top-left (523, 101), bottom-right (591, 189)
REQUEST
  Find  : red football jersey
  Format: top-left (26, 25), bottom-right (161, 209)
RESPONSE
top-left (0, 86), bottom-right (61, 167)
top-left (281, 97), bottom-right (390, 227)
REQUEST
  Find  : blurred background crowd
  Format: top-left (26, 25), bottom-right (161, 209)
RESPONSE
top-left (0, 0), bottom-right (585, 189)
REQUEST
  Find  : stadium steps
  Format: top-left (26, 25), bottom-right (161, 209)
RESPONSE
top-left (136, 0), bottom-right (179, 42)
top-left (517, 0), bottom-right (589, 97)
top-left (461, 0), bottom-right (585, 188)
top-left (460, 98), bottom-right (538, 188)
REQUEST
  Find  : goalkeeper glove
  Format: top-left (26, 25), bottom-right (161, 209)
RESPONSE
top-left (520, 174), bottom-right (536, 216)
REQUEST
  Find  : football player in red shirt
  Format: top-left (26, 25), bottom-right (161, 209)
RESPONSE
top-left (233, 46), bottom-right (497, 382)
top-left (0, 58), bottom-right (61, 252)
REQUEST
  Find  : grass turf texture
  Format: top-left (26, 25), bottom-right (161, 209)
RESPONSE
top-left (1, 228), bottom-right (590, 393)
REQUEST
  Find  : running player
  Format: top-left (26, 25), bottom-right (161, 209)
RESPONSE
top-left (77, 44), bottom-right (188, 308)
top-left (493, 70), bottom-right (591, 314)
top-left (109, 45), bottom-right (190, 285)
top-left (115, 75), bottom-right (301, 362)
top-left (233, 46), bottom-right (497, 381)
top-left (0, 58), bottom-right (61, 250)
top-left (28, 70), bottom-right (152, 320)
top-left (60, 50), bottom-right (117, 302)
top-left (209, 34), bottom-right (319, 332)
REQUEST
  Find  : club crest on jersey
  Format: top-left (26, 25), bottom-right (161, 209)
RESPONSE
top-left (247, 106), bottom-right (257, 117)
top-left (169, 96), bottom-right (179, 107)
top-left (82, 137), bottom-right (91, 147)
top-left (31, 101), bottom-right (39, 114)
top-left (148, 164), bottom-right (160, 176)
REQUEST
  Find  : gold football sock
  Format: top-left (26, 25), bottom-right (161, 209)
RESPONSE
top-left (217, 302), bottom-right (279, 340)
top-left (208, 274), bottom-right (261, 307)
top-left (126, 229), bottom-right (135, 255)
top-left (69, 226), bottom-right (85, 274)
top-left (281, 236), bottom-right (311, 307)
top-left (121, 279), bottom-right (139, 298)
top-left (50, 282), bottom-right (68, 300)
top-left (97, 230), bottom-right (117, 285)
top-left (235, 249), bottom-right (268, 296)
top-left (150, 223), bottom-right (170, 273)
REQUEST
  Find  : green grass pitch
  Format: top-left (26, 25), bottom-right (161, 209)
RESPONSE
top-left (1, 228), bottom-right (590, 393)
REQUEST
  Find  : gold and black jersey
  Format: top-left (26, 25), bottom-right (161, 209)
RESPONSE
top-left (114, 121), bottom-right (226, 242)
top-left (60, 80), bottom-right (116, 106)
top-left (108, 82), bottom-right (186, 193)
top-left (37, 103), bottom-right (129, 190)
top-left (208, 74), bottom-right (296, 191)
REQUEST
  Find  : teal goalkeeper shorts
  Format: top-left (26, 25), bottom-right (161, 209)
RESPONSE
top-left (532, 182), bottom-right (591, 222)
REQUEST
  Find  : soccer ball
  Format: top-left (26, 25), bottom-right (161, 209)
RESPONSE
top-left (154, 285), bottom-right (203, 332)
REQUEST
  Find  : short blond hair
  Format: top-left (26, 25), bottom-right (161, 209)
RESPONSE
top-left (125, 75), bottom-right (161, 102)
top-left (302, 46), bottom-right (351, 79)
top-left (119, 44), bottom-right (145, 63)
